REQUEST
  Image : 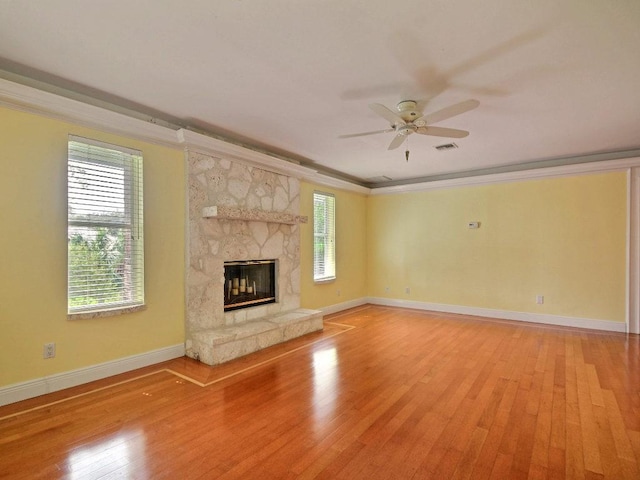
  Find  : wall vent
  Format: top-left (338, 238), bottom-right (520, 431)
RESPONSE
top-left (434, 143), bottom-right (458, 151)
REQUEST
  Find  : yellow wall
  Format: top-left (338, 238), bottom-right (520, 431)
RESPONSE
top-left (0, 107), bottom-right (185, 387)
top-left (299, 182), bottom-right (368, 310)
top-left (367, 172), bottom-right (627, 322)
top-left (0, 104), bottom-right (629, 389)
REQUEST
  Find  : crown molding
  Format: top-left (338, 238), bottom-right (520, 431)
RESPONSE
top-left (0, 77), bottom-right (374, 190)
top-left (176, 129), bottom-right (318, 179)
top-left (5, 76), bottom-right (636, 197)
top-left (301, 171), bottom-right (371, 195)
top-left (0, 77), bottom-right (180, 148)
top-left (370, 156), bottom-right (640, 195)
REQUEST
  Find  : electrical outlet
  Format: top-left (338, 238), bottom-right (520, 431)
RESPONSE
top-left (43, 342), bottom-right (56, 359)
top-left (337, 289), bottom-right (341, 296)
top-left (536, 295), bottom-right (544, 305)
top-left (405, 287), bottom-right (411, 295)
top-left (384, 286), bottom-right (390, 294)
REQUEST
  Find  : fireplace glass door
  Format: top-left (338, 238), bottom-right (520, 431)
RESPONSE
top-left (224, 260), bottom-right (276, 311)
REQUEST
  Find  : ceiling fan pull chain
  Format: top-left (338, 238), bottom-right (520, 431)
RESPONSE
top-left (405, 137), bottom-right (410, 162)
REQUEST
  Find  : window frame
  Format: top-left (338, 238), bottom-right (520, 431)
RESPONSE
top-left (67, 135), bottom-right (144, 318)
top-left (313, 191), bottom-right (336, 283)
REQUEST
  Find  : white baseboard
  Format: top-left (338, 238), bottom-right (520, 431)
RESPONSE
top-left (319, 297), bottom-right (369, 316)
top-left (367, 297), bottom-right (627, 333)
top-left (0, 343), bottom-right (185, 407)
top-left (3, 299), bottom-right (623, 407)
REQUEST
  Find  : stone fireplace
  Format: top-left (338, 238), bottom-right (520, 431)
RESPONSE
top-left (185, 148), bottom-right (323, 365)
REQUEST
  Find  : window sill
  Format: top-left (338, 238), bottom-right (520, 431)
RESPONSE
top-left (314, 277), bottom-right (336, 284)
top-left (68, 304), bottom-right (146, 320)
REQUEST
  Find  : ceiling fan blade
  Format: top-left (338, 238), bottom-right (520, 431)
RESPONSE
top-left (420, 99), bottom-right (480, 125)
top-left (338, 128), bottom-right (394, 139)
top-left (388, 133), bottom-right (407, 150)
top-left (369, 103), bottom-right (405, 125)
top-left (416, 126), bottom-right (469, 138)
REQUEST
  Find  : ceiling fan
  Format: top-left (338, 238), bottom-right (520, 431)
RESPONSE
top-left (340, 99), bottom-right (479, 150)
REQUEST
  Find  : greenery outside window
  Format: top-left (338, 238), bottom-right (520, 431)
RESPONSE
top-left (313, 191), bottom-right (335, 282)
top-left (67, 136), bottom-right (144, 315)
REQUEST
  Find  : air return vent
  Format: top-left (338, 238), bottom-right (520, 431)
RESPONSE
top-left (434, 143), bottom-right (458, 151)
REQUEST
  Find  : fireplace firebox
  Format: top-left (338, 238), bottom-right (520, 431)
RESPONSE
top-left (224, 260), bottom-right (276, 311)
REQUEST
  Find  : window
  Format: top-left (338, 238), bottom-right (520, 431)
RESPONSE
top-left (67, 136), bottom-right (144, 315)
top-left (313, 192), bottom-right (335, 282)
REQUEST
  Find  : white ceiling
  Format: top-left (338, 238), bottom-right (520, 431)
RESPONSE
top-left (1, 0), bottom-right (639, 187)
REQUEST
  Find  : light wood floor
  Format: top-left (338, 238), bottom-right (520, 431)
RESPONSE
top-left (1, 306), bottom-right (639, 479)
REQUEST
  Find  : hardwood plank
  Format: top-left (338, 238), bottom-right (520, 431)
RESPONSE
top-left (450, 426), bottom-right (488, 480)
top-left (574, 338), bottom-right (605, 476)
top-left (529, 340), bottom-right (555, 473)
top-left (0, 306), bottom-right (638, 479)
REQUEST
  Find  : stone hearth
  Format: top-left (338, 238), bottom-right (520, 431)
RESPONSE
top-left (185, 149), bottom-right (323, 364)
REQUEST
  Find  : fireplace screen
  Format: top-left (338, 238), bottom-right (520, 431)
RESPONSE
top-left (224, 260), bottom-right (276, 311)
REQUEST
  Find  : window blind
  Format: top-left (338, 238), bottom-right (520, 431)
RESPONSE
top-left (313, 192), bottom-right (335, 282)
top-left (67, 136), bottom-right (144, 313)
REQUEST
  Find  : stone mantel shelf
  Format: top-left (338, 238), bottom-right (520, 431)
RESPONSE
top-left (202, 205), bottom-right (308, 225)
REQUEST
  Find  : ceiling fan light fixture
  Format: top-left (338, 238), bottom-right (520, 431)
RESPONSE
top-left (396, 100), bottom-right (417, 112)
top-left (396, 100), bottom-right (421, 122)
